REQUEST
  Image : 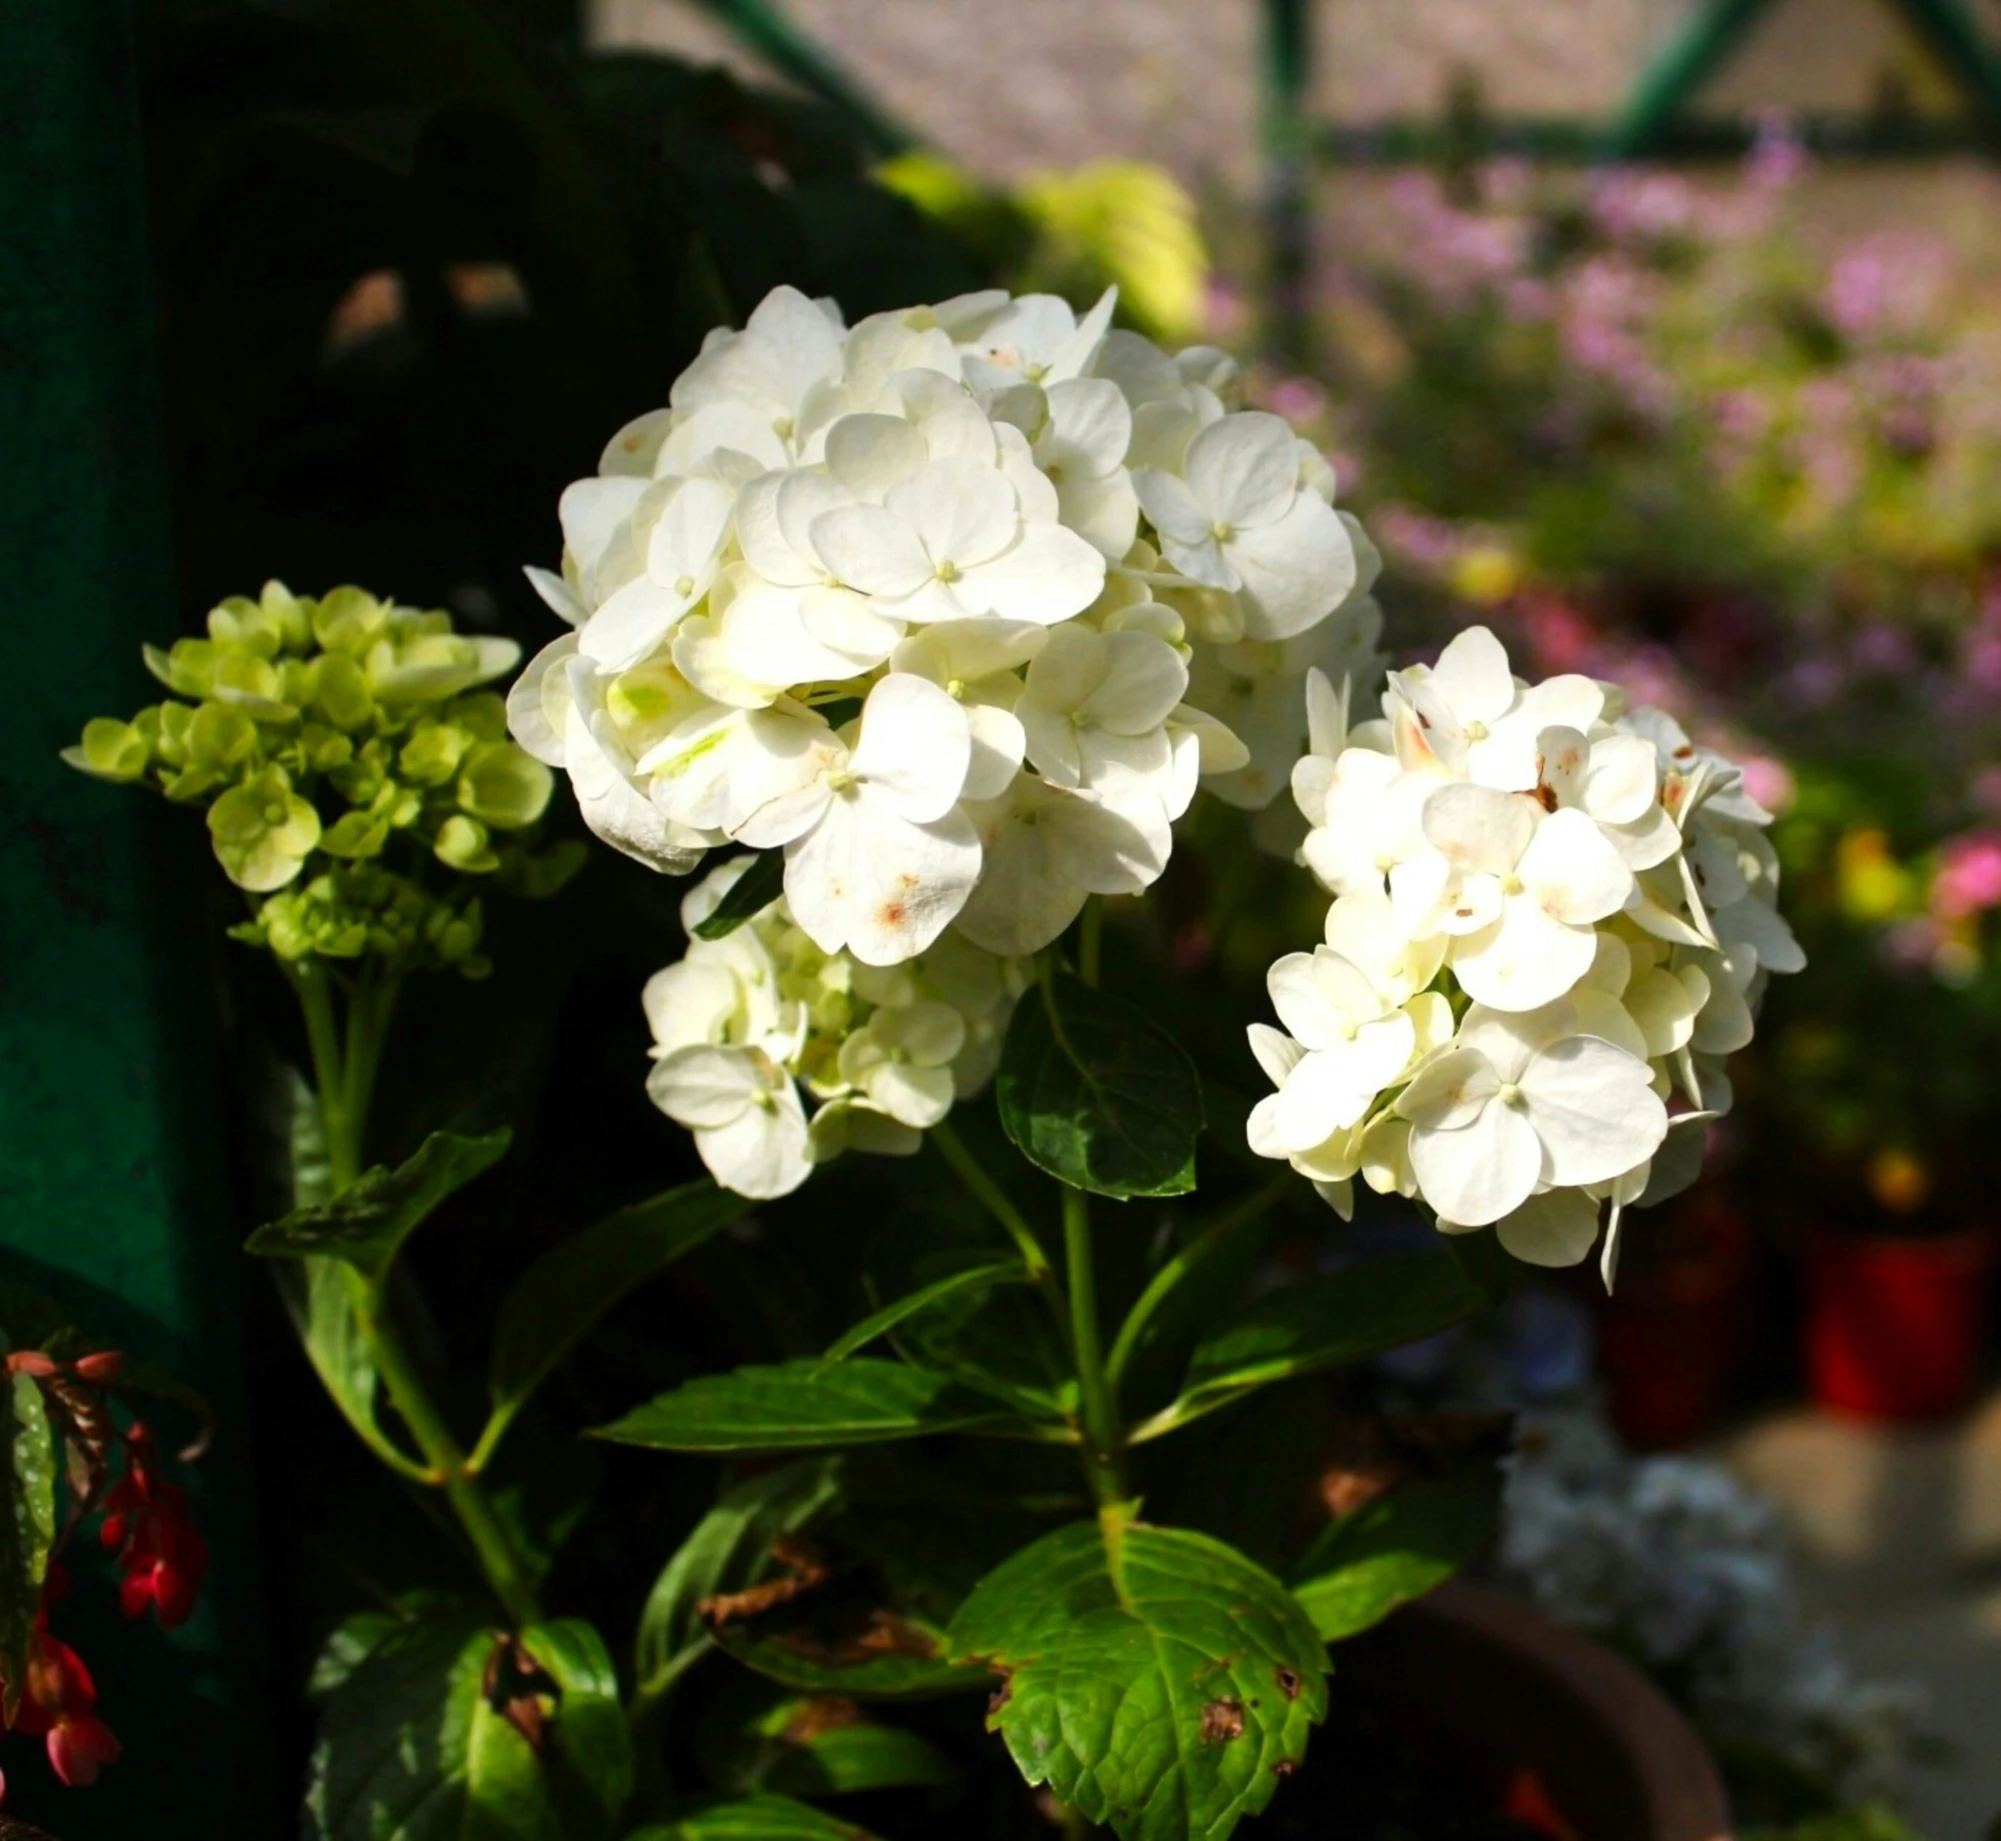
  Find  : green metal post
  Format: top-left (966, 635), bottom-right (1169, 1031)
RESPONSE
top-left (691, 0), bottom-right (918, 155)
top-left (1603, 0), bottom-right (1774, 159)
top-left (0, 2), bottom-right (276, 1832)
top-left (1262, 0), bottom-right (1315, 363)
top-left (1897, 0), bottom-right (2001, 138)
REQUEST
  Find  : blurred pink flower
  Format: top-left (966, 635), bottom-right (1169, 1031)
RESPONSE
top-left (1518, 595), bottom-right (1598, 673)
top-left (1263, 374), bottom-right (1328, 426)
top-left (1881, 916), bottom-right (1943, 973)
top-left (1588, 169), bottom-right (1696, 245)
top-left (1824, 235), bottom-right (1949, 341)
top-left (1739, 754), bottom-right (1795, 814)
top-left (1932, 832), bottom-right (2001, 920)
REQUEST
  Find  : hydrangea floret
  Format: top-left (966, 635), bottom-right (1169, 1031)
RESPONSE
top-left (643, 858), bottom-right (1030, 1197)
top-left (510, 283), bottom-right (1382, 968)
top-left (65, 582), bottom-right (582, 977)
top-left (1255, 625), bottom-right (1804, 1282)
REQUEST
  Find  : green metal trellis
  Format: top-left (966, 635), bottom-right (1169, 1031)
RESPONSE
top-left (1258, 0), bottom-right (2001, 354)
top-left (1274, 0), bottom-right (2001, 167)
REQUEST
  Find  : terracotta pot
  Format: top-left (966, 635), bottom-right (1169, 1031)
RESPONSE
top-left (1805, 1230), bottom-right (1991, 1421)
top-left (1334, 1581), bottom-right (1733, 1841)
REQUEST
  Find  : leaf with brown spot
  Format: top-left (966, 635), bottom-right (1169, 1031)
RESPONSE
top-left (1200, 1698), bottom-right (1247, 1744)
top-left (700, 1537), bottom-right (832, 1629)
top-left (949, 1521), bottom-right (1327, 1841)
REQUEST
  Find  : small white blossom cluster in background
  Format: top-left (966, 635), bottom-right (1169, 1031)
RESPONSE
top-left (1247, 625), bottom-right (1804, 1281)
top-left (644, 859), bottom-right (1030, 1198)
top-left (1501, 1411), bottom-right (1925, 1802)
top-left (509, 283), bottom-right (1381, 969)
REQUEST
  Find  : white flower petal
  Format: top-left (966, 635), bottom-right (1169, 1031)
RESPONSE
top-left (1517, 807), bottom-right (1633, 925)
top-left (1423, 783), bottom-right (1536, 878)
top-left (1495, 1191), bottom-right (1601, 1268)
top-left (965, 523), bottom-right (1108, 624)
top-left (1520, 1036), bottom-right (1668, 1186)
top-left (1395, 1047), bottom-right (1500, 1132)
top-left (1410, 1100), bottom-right (1541, 1228)
top-left (784, 795), bottom-right (981, 966)
top-left (1227, 493), bottom-right (1358, 640)
top-left (1183, 412), bottom-right (1301, 529)
top-left (1428, 627), bottom-right (1516, 724)
top-left (646, 1043), bottom-right (761, 1128)
top-left (1451, 897), bottom-right (1597, 1012)
top-left (850, 674), bottom-right (973, 823)
top-left (695, 1089), bottom-right (814, 1199)
top-left (812, 503), bottom-right (935, 600)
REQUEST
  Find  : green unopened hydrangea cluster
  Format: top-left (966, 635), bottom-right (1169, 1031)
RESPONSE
top-left (65, 581), bottom-right (582, 976)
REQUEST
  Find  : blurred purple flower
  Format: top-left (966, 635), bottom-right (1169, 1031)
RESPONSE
top-left (1851, 625), bottom-right (1918, 674)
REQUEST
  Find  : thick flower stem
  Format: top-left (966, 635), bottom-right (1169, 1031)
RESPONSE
top-left (1063, 1184), bottom-right (1127, 1509)
top-left (286, 962), bottom-right (544, 1628)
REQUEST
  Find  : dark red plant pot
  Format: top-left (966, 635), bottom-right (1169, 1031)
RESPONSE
top-left (1805, 1231), bottom-right (1991, 1421)
top-left (1596, 1199), bottom-right (1755, 1450)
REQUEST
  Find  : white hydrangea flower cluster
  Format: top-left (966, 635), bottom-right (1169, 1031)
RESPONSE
top-left (644, 859), bottom-right (1030, 1199)
top-left (509, 283), bottom-right (1381, 968)
top-left (1248, 625), bottom-right (1804, 1281)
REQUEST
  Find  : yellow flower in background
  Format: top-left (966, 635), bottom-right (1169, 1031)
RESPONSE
top-left (1449, 545), bottom-right (1524, 608)
top-left (1865, 1146), bottom-right (1931, 1215)
top-left (877, 155), bottom-right (1209, 346)
top-left (1835, 828), bottom-right (1914, 923)
top-left (1014, 162), bottom-right (1208, 346)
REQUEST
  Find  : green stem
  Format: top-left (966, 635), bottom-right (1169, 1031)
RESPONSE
top-left (340, 1265), bottom-right (543, 1626)
top-left (293, 965), bottom-right (360, 1189)
top-left (931, 1120), bottom-right (1050, 1279)
top-left (1063, 1184), bottom-right (1126, 1508)
top-left (1104, 1173), bottom-right (1293, 1393)
top-left (285, 960), bottom-right (544, 1627)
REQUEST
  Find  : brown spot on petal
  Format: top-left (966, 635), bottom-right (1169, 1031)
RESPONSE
top-left (1200, 1698), bottom-right (1247, 1744)
top-left (1532, 779), bottom-right (1559, 814)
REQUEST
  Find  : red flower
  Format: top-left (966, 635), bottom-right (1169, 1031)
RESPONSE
top-left (9, 1566), bottom-right (120, 1790)
top-left (99, 1424), bottom-right (208, 1630)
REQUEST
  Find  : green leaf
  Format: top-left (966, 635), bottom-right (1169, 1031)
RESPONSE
top-left (490, 1180), bottom-right (750, 1420)
top-left (693, 853), bottom-right (785, 940)
top-left (713, 1604), bottom-right (967, 1702)
top-left (1154, 1253), bottom-right (1488, 1435)
top-left (1290, 1473), bottom-right (1501, 1643)
top-left (997, 972), bottom-right (1203, 1199)
top-left (818, 1263), bottom-right (1024, 1371)
top-left (628, 1795), bottom-right (882, 1840)
top-left (304, 1607), bottom-right (633, 1841)
top-left (756, 1712), bottom-right (960, 1800)
top-left (275, 1256), bottom-right (411, 1473)
top-left (593, 1360), bottom-right (1019, 1453)
top-left (636, 1460), bottom-right (845, 1703)
top-left (247, 1129), bottom-right (512, 1279)
top-left (752, 1706), bottom-right (957, 1798)
top-left (949, 1521), bottom-right (1330, 1841)
top-left (0, 1372), bottom-right (56, 1723)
